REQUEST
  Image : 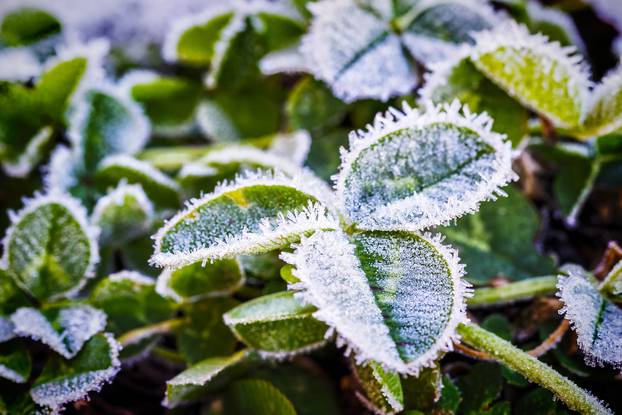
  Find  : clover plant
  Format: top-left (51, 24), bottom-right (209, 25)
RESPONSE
top-left (1, 0), bottom-right (622, 414)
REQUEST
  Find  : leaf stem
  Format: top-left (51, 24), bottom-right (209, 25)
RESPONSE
top-left (468, 276), bottom-right (558, 307)
top-left (456, 322), bottom-right (611, 415)
top-left (138, 146), bottom-right (212, 171)
top-left (118, 318), bottom-right (185, 347)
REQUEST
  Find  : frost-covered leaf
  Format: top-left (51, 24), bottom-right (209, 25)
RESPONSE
top-left (91, 182), bottom-right (154, 245)
top-left (94, 155), bottom-right (181, 209)
top-left (0, 316), bottom-right (14, 343)
top-left (165, 349), bottom-right (254, 408)
top-left (0, 48), bottom-right (40, 81)
top-left (0, 346), bottom-right (30, 383)
top-left (196, 86), bottom-right (282, 142)
top-left (353, 360), bottom-right (404, 414)
top-left (70, 87), bottom-right (150, 167)
top-left (0, 7), bottom-right (60, 46)
top-left (470, 22), bottom-right (590, 129)
top-left (282, 229), bottom-right (468, 374)
top-left (176, 297), bottom-right (239, 364)
top-left (30, 333), bottom-right (120, 415)
top-left (1, 193), bottom-right (99, 300)
top-left (301, 0), bottom-right (416, 102)
top-left (267, 130), bottom-right (311, 166)
top-left (525, 2), bottom-right (585, 52)
top-left (122, 71), bottom-right (201, 137)
top-left (420, 55), bottom-right (529, 147)
top-left (0, 270), bottom-right (29, 316)
top-left (157, 259), bottom-right (244, 302)
top-left (401, 364), bottom-right (443, 412)
top-left (224, 379), bottom-right (297, 415)
top-left (223, 291), bottom-right (328, 357)
top-left (240, 252), bottom-right (284, 281)
top-left (440, 186), bottom-right (555, 283)
top-left (336, 102), bottom-right (515, 231)
top-left (90, 271), bottom-right (174, 336)
top-left (599, 260), bottom-right (622, 303)
top-left (557, 264), bottom-right (622, 369)
top-left (151, 171), bottom-right (338, 269)
top-left (286, 77), bottom-right (347, 132)
top-left (11, 304), bottom-right (106, 359)
top-left (580, 65), bottom-right (622, 138)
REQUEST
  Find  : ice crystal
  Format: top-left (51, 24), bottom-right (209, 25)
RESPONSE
top-left (11, 305), bottom-right (107, 359)
top-left (301, 0), bottom-right (416, 102)
top-left (43, 145), bottom-right (84, 193)
top-left (151, 171), bottom-right (339, 269)
top-left (0, 48), bottom-right (40, 81)
top-left (557, 265), bottom-right (622, 369)
top-left (0, 362), bottom-right (27, 383)
top-left (281, 229), bottom-right (469, 374)
top-left (30, 333), bottom-right (121, 415)
top-left (0, 316), bottom-right (15, 343)
top-left (335, 101), bottom-right (516, 231)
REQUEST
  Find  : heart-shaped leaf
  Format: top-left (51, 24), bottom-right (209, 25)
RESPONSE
top-left (165, 349), bottom-right (254, 408)
top-left (151, 171), bottom-right (338, 269)
top-left (69, 87), bottom-right (150, 167)
top-left (30, 333), bottom-right (121, 414)
top-left (223, 291), bottom-right (328, 357)
top-left (11, 305), bottom-right (106, 359)
top-left (224, 379), bottom-right (297, 415)
top-left (0, 7), bottom-right (61, 46)
top-left (94, 155), bottom-right (181, 209)
top-left (580, 65), bottom-right (622, 138)
top-left (1, 193), bottom-right (99, 300)
top-left (557, 265), bottom-right (622, 369)
top-left (336, 101), bottom-right (515, 231)
top-left (90, 271), bottom-right (174, 336)
top-left (353, 360), bottom-right (404, 414)
top-left (91, 182), bottom-right (155, 245)
top-left (0, 347), bottom-right (31, 383)
top-left (281, 229), bottom-right (468, 374)
top-left (470, 22), bottom-right (590, 129)
top-left (121, 71), bottom-right (201, 137)
top-left (157, 259), bottom-right (244, 302)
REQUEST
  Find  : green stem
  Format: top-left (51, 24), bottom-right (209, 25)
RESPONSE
top-left (468, 276), bottom-right (558, 307)
top-left (118, 318), bottom-right (185, 347)
top-left (138, 145), bottom-right (212, 171)
top-left (457, 323), bottom-right (611, 415)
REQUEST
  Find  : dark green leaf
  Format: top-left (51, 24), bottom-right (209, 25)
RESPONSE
top-left (224, 379), bottom-right (297, 415)
top-left (0, 7), bottom-right (61, 46)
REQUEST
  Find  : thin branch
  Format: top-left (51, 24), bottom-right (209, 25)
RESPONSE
top-left (528, 319), bottom-right (570, 358)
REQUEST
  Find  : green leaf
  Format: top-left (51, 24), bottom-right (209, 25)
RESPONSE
top-left (402, 364), bottom-right (442, 412)
top-left (251, 365), bottom-right (341, 415)
top-left (353, 360), bottom-right (404, 413)
top-left (71, 88), bottom-right (149, 167)
top-left (176, 297), bottom-right (239, 364)
top-left (481, 314), bottom-right (512, 341)
top-left (11, 304), bottom-right (106, 359)
top-left (306, 128), bottom-right (349, 181)
top-left (89, 271), bottom-right (174, 336)
top-left (470, 22), bottom-right (589, 129)
top-left (1, 193), bottom-right (98, 300)
top-left (437, 375), bottom-right (462, 413)
top-left (0, 391), bottom-right (36, 415)
top-left (164, 349), bottom-right (254, 408)
top-left (0, 7), bottom-right (61, 46)
top-left (515, 388), bottom-right (564, 415)
top-left (286, 77), bottom-right (347, 132)
top-left (0, 346), bottom-right (31, 383)
top-left (557, 264), bottom-right (622, 369)
top-left (457, 362), bottom-right (503, 415)
top-left (599, 260), bottom-right (622, 303)
top-left (157, 259), bottom-right (245, 302)
top-left (123, 72), bottom-right (201, 136)
top-left (30, 333), bottom-right (121, 414)
top-left (239, 251), bottom-right (284, 281)
top-left (282, 229), bottom-right (467, 374)
top-left (91, 182), bottom-right (155, 245)
top-left (94, 155), bottom-right (181, 209)
top-left (151, 171), bottom-right (337, 269)
top-left (224, 379), bottom-right (297, 415)
top-left (336, 102), bottom-right (514, 231)
top-left (421, 57), bottom-right (529, 147)
top-left (441, 186), bottom-right (555, 283)
top-left (223, 291), bottom-right (328, 357)
top-left (0, 269), bottom-right (29, 316)
top-left (580, 66), bottom-right (622, 138)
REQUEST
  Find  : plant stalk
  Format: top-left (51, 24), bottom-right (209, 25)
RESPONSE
top-left (468, 276), bottom-right (558, 307)
top-left (456, 322), bottom-right (611, 415)
top-left (118, 318), bottom-right (185, 347)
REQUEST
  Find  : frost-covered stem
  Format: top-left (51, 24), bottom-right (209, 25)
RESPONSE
top-left (457, 323), bottom-right (611, 415)
top-left (468, 276), bottom-right (558, 307)
top-left (118, 318), bottom-right (185, 347)
top-left (138, 146), bottom-right (212, 170)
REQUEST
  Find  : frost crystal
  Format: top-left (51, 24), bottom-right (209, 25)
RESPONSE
top-left (267, 131), bottom-right (311, 166)
top-left (0, 48), bottom-right (41, 81)
top-left (336, 101), bottom-right (516, 231)
top-left (0, 316), bottom-right (15, 343)
top-left (43, 145), bottom-right (84, 193)
top-left (582, 65), bottom-right (622, 137)
top-left (281, 230), bottom-right (469, 374)
top-left (301, 0), bottom-right (416, 102)
top-left (557, 265), bottom-right (622, 369)
top-left (97, 154), bottom-right (181, 194)
top-left (11, 305), bottom-right (107, 359)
